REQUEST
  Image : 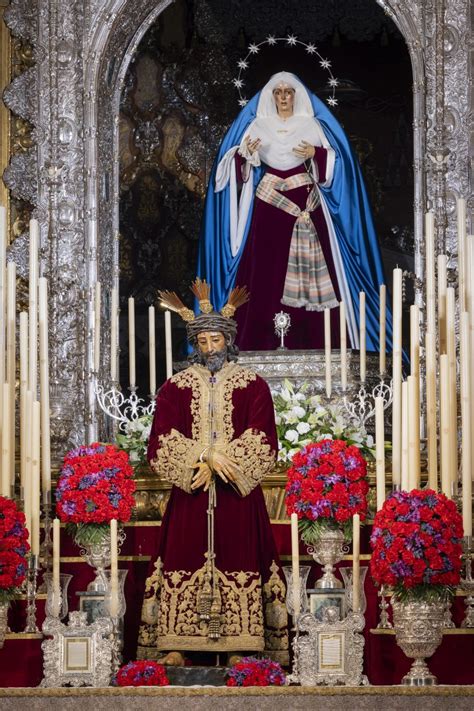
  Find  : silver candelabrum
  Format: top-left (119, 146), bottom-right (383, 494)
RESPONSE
top-left (343, 377), bottom-right (393, 431)
top-left (95, 383), bottom-right (155, 433)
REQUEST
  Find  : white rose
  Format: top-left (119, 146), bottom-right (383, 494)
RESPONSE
top-left (291, 406), bottom-right (306, 419)
top-left (285, 429), bottom-right (299, 443)
top-left (294, 392), bottom-right (306, 402)
top-left (296, 422), bottom-right (311, 435)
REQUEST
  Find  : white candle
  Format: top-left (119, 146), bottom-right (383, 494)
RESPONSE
top-left (460, 312), bottom-right (472, 535)
top-left (438, 254), bottom-right (447, 354)
top-left (28, 219), bottom-right (39, 395)
top-left (324, 308), bottom-right (331, 399)
top-left (31, 401), bottom-right (41, 556)
top-left (23, 390), bottom-right (33, 542)
top-left (375, 396), bottom-right (385, 510)
top-left (352, 514), bottom-right (360, 612)
top-left (6, 261), bottom-right (16, 483)
top-left (391, 268), bottom-right (403, 487)
top-left (19, 312), bottom-right (28, 493)
top-left (52, 518), bottom-right (61, 617)
top-left (425, 331), bottom-right (438, 490)
top-left (457, 198), bottom-right (467, 312)
top-left (440, 355), bottom-right (451, 497)
top-left (410, 304), bottom-right (420, 377)
top-left (148, 306), bottom-right (156, 396)
top-left (339, 301), bottom-right (347, 391)
top-left (1, 383), bottom-right (10, 497)
top-left (93, 282), bottom-right (101, 373)
top-left (165, 310), bottom-right (173, 379)
top-left (38, 278), bottom-right (51, 495)
top-left (401, 380), bottom-right (409, 491)
top-left (128, 297), bottom-right (136, 388)
top-left (407, 375), bottom-right (420, 490)
top-left (359, 291), bottom-right (366, 383)
top-left (425, 212), bottom-right (436, 337)
top-left (0, 206), bottom-right (6, 417)
top-left (468, 235), bottom-right (474, 485)
top-left (446, 287), bottom-right (458, 492)
top-left (110, 518), bottom-right (119, 618)
top-left (110, 287), bottom-right (118, 381)
top-left (290, 513), bottom-right (300, 618)
top-left (379, 284), bottom-right (386, 375)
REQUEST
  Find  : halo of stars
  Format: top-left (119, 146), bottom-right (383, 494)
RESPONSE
top-left (232, 35), bottom-right (339, 108)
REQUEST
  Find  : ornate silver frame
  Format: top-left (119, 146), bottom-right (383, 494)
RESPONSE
top-left (2, 1), bottom-right (472, 450)
top-left (291, 610), bottom-right (368, 686)
top-left (41, 611), bottom-right (113, 688)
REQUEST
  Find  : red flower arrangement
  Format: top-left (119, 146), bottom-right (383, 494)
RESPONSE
top-left (115, 660), bottom-right (169, 686)
top-left (370, 489), bottom-right (463, 600)
top-left (226, 656), bottom-right (286, 687)
top-left (55, 443), bottom-right (136, 525)
top-left (285, 438), bottom-right (368, 542)
top-left (0, 496), bottom-right (30, 602)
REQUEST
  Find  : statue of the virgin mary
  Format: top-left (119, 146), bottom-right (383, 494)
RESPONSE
top-left (196, 71), bottom-right (391, 351)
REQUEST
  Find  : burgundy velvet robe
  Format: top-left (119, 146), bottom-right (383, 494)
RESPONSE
top-left (236, 147), bottom-right (342, 351)
top-left (138, 362), bottom-right (288, 660)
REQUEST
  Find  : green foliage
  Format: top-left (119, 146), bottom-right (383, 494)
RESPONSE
top-left (115, 414), bottom-right (153, 466)
top-left (392, 583), bottom-right (456, 603)
top-left (298, 517), bottom-right (353, 545)
top-left (66, 522), bottom-right (110, 547)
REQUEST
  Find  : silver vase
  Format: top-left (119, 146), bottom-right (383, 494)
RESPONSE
top-left (74, 527), bottom-right (126, 592)
top-left (392, 596), bottom-right (445, 686)
top-left (307, 528), bottom-right (348, 588)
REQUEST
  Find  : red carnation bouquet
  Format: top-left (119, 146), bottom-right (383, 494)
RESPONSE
top-left (115, 660), bottom-right (169, 686)
top-left (226, 656), bottom-right (286, 687)
top-left (285, 438), bottom-right (368, 543)
top-left (370, 489), bottom-right (463, 601)
top-left (0, 496), bottom-right (30, 603)
top-left (55, 442), bottom-right (136, 545)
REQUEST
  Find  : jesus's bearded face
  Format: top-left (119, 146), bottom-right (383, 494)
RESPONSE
top-left (195, 331), bottom-right (228, 373)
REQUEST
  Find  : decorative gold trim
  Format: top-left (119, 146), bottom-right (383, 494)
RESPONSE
top-left (370, 627), bottom-right (474, 636)
top-left (0, 1), bottom-right (11, 213)
top-left (5, 632), bottom-right (43, 640)
top-left (58, 555), bottom-right (151, 563)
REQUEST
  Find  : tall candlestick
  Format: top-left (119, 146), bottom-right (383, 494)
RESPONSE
top-left (31, 401), bottom-right (41, 556)
top-left (1, 383), bottom-right (10, 496)
top-left (437, 254), bottom-right (447, 354)
top-left (391, 268), bottom-right (403, 486)
top-left (457, 198), bottom-right (467, 312)
top-left (425, 212), bottom-right (436, 337)
top-left (28, 219), bottom-right (39, 395)
top-left (379, 284), bottom-right (386, 375)
top-left (324, 308), bottom-right (331, 398)
top-left (165, 310), bottom-right (173, 380)
top-left (401, 380), bottom-right (409, 491)
top-left (446, 287), bottom-right (458, 491)
top-left (110, 287), bottom-right (118, 382)
top-left (52, 518), bottom-right (61, 618)
top-left (38, 278), bottom-right (51, 495)
top-left (339, 301), bottom-right (347, 391)
top-left (352, 514), bottom-right (360, 612)
top-left (407, 375), bottom-right (420, 490)
top-left (148, 306), bottom-right (156, 396)
top-left (6, 261), bottom-right (16, 483)
top-left (23, 390), bottom-right (33, 542)
top-left (0, 205), bottom-right (6, 419)
top-left (290, 513), bottom-right (300, 618)
top-left (468, 235), bottom-right (474, 485)
top-left (359, 292), bottom-right (366, 383)
top-left (93, 282), bottom-right (101, 373)
top-left (110, 518), bottom-right (119, 618)
top-left (425, 331), bottom-right (438, 490)
top-left (375, 396), bottom-right (385, 510)
top-left (460, 312), bottom-right (472, 536)
top-left (409, 304), bottom-right (420, 377)
top-left (128, 297), bottom-right (136, 388)
top-left (440, 355), bottom-right (451, 497)
top-left (19, 312), bottom-right (28, 492)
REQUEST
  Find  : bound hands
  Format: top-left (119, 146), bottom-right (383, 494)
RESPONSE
top-left (191, 449), bottom-right (241, 491)
top-left (293, 140), bottom-right (315, 160)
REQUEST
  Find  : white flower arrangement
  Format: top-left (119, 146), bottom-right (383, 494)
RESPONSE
top-left (273, 379), bottom-right (375, 463)
top-left (115, 414), bottom-right (153, 466)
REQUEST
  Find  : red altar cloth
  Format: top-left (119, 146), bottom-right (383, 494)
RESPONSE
top-left (0, 521), bottom-right (473, 687)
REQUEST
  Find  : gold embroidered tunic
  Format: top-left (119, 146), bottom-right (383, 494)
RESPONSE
top-left (138, 362), bottom-right (288, 661)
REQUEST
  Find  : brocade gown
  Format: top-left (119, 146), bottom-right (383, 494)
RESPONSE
top-left (137, 361), bottom-right (288, 661)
